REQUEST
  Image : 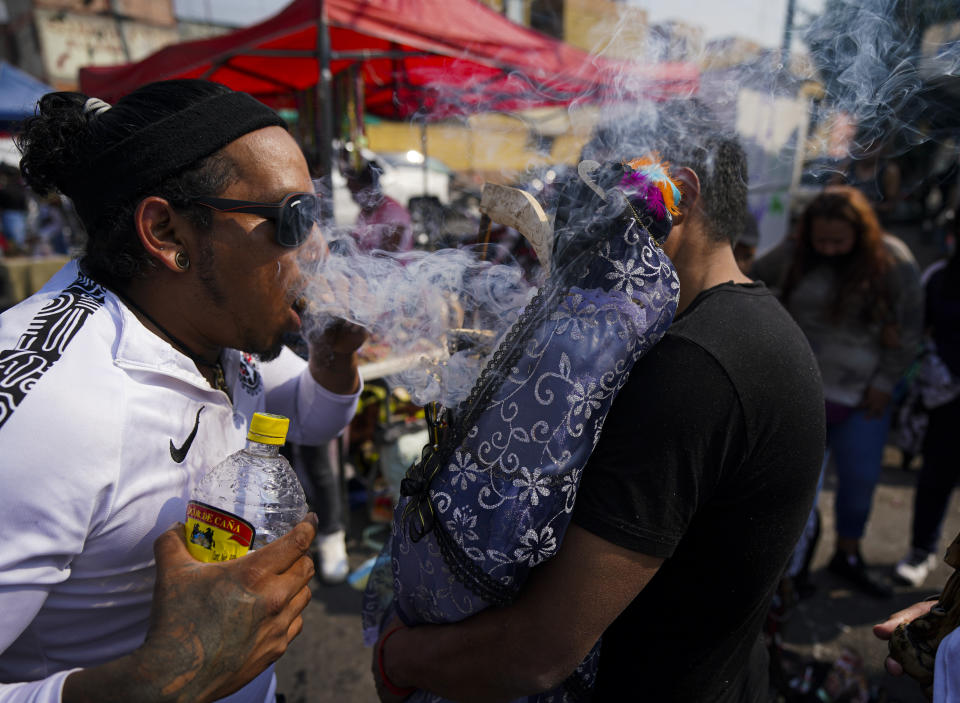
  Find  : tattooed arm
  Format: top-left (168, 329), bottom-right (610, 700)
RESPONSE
top-left (61, 516), bottom-right (317, 703)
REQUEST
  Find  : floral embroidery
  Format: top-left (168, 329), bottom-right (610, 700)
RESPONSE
top-left (446, 507), bottom-right (480, 544)
top-left (560, 468), bottom-right (581, 512)
top-left (512, 467), bottom-right (551, 506)
top-left (567, 379), bottom-right (603, 420)
top-left (560, 468), bottom-right (580, 497)
top-left (448, 450), bottom-right (480, 490)
top-left (605, 258), bottom-right (646, 296)
top-left (514, 526), bottom-right (558, 566)
top-left (550, 292), bottom-right (597, 341)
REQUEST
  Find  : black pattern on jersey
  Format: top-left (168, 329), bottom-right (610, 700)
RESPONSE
top-left (0, 274), bottom-right (106, 430)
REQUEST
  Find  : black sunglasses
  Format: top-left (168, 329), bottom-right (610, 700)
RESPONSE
top-left (194, 192), bottom-right (321, 247)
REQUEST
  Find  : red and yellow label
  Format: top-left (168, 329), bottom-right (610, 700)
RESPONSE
top-left (185, 501), bottom-right (255, 563)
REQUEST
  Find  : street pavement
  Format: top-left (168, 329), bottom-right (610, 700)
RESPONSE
top-left (778, 448), bottom-right (960, 703)
top-left (276, 447), bottom-right (959, 702)
top-left (275, 517), bottom-right (382, 703)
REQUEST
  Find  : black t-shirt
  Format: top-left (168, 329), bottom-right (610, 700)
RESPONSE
top-left (572, 281), bottom-right (825, 702)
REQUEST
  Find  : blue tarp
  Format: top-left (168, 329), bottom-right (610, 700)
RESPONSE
top-left (0, 62), bottom-right (51, 124)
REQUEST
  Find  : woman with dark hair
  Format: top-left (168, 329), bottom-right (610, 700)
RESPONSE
top-left (0, 80), bottom-right (364, 702)
top-left (778, 185), bottom-right (923, 597)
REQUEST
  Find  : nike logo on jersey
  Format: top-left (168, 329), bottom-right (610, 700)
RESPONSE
top-left (170, 407), bottom-right (204, 464)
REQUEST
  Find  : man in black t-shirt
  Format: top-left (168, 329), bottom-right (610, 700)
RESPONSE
top-left (573, 268), bottom-right (824, 701)
top-left (372, 101), bottom-right (825, 703)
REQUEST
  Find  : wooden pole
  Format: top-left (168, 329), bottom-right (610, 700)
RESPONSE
top-left (315, 0), bottom-right (335, 221)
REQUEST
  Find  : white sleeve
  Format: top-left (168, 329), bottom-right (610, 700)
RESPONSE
top-left (0, 582), bottom-right (69, 703)
top-left (0, 449), bottom-right (104, 652)
top-left (0, 452), bottom-right (93, 650)
top-left (260, 347), bottom-right (362, 446)
top-left (0, 409), bottom-right (114, 701)
top-left (0, 670), bottom-right (78, 703)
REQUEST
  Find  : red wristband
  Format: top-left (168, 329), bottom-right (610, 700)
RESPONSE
top-left (378, 624), bottom-right (416, 697)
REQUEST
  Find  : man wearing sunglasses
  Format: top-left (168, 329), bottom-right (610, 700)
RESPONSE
top-left (0, 80), bottom-right (364, 703)
top-left (194, 192), bottom-right (323, 249)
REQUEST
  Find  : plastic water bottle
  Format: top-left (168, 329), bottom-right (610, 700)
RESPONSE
top-left (185, 412), bottom-right (307, 562)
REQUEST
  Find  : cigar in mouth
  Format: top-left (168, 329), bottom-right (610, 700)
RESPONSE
top-left (447, 328), bottom-right (497, 355)
top-left (294, 294), bottom-right (370, 336)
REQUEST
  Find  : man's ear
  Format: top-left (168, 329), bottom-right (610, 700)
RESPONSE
top-left (134, 197), bottom-right (188, 274)
top-left (671, 167), bottom-right (701, 227)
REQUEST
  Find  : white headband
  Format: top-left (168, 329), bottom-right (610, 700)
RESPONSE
top-left (83, 97), bottom-right (112, 116)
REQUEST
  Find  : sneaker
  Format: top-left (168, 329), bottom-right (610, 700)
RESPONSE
top-left (316, 530), bottom-right (349, 585)
top-left (828, 551), bottom-right (894, 598)
top-left (894, 548), bottom-right (939, 587)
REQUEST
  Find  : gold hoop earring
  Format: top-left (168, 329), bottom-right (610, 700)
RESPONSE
top-left (175, 250), bottom-right (190, 271)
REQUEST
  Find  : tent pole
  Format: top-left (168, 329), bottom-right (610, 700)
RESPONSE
top-left (315, 0), bottom-right (335, 220)
top-left (420, 120), bottom-right (428, 197)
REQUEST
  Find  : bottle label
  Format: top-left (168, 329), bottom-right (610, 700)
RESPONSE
top-left (184, 501), bottom-right (256, 562)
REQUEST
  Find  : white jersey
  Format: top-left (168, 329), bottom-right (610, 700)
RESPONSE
top-left (0, 261), bottom-right (361, 702)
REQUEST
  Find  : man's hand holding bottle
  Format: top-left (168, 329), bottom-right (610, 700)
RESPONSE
top-left (62, 515), bottom-right (318, 703)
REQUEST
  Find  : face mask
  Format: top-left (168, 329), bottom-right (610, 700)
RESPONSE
top-left (812, 250), bottom-right (855, 269)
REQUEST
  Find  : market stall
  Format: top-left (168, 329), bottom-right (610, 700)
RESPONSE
top-left (78, 0), bottom-right (698, 118)
top-left (79, 0), bottom-right (698, 203)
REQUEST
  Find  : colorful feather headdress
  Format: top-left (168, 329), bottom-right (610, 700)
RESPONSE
top-left (619, 155), bottom-right (683, 219)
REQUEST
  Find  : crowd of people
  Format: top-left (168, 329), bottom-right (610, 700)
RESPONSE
top-left (750, 179), bottom-right (960, 604)
top-left (0, 163), bottom-right (82, 258)
top-left (0, 78), bottom-right (957, 703)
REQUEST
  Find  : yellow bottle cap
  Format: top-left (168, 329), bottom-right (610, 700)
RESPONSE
top-left (247, 412), bottom-right (290, 445)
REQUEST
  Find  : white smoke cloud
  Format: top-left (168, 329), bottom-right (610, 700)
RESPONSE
top-left (298, 236), bottom-right (535, 407)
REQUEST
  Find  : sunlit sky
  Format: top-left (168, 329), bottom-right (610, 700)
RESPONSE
top-left (635, 0), bottom-right (824, 48)
top-left (172, 0), bottom-right (824, 49)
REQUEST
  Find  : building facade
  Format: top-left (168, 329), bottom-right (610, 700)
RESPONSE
top-left (0, 0), bottom-right (230, 90)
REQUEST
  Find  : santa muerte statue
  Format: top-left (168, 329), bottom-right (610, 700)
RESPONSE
top-left (363, 157), bottom-right (682, 702)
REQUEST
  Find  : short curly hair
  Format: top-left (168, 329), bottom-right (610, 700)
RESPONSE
top-left (582, 99), bottom-right (749, 246)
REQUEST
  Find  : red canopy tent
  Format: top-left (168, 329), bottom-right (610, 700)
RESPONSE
top-left (80, 0), bottom-right (698, 209)
top-left (79, 0), bottom-right (698, 120)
